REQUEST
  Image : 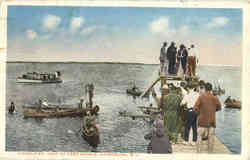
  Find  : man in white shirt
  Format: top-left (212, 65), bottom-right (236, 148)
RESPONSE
top-left (181, 83), bottom-right (199, 145)
top-left (187, 44), bottom-right (199, 77)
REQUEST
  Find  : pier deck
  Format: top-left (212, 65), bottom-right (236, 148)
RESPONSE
top-left (173, 134), bottom-right (231, 153)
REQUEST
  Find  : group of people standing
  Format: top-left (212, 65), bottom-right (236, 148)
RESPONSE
top-left (160, 42), bottom-right (198, 77)
top-left (148, 79), bottom-right (221, 154)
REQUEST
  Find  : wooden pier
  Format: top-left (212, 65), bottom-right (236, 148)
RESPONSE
top-left (139, 73), bottom-right (232, 154)
top-left (173, 135), bottom-right (232, 154)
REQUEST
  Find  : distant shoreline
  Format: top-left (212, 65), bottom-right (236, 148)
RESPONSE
top-left (6, 61), bottom-right (158, 65)
top-left (6, 61), bottom-right (241, 67)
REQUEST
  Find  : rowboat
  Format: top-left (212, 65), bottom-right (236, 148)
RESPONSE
top-left (126, 88), bottom-right (143, 97)
top-left (224, 96), bottom-right (241, 109)
top-left (17, 71), bottom-right (62, 84)
top-left (81, 116), bottom-right (100, 148)
top-left (224, 101), bottom-right (241, 109)
top-left (23, 105), bottom-right (99, 118)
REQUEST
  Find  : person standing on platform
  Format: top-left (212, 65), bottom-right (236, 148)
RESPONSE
top-left (159, 42), bottom-right (169, 76)
top-left (176, 44), bottom-right (183, 75)
top-left (181, 45), bottom-right (188, 75)
top-left (187, 44), bottom-right (199, 77)
top-left (167, 42), bottom-right (177, 75)
top-left (194, 82), bottom-right (222, 153)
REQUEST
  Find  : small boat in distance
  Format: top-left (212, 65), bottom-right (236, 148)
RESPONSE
top-left (17, 71), bottom-right (62, 84)
top-left (224, 96), bottom-right (241, 109)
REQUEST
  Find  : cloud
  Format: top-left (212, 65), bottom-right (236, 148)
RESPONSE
top-left (179, 25), bottom-right (190, 36)
top-left (149, 17), bottom-right (176, 36)
top-left (81, 26), bottom-right (98, 35)
top-left (207, 17), bottom-right (229, 28)
top-left (26, 29), bottom-right (37, 40)
top-left (70, 17), bottom-right (85, 32)
top-left (43, 15), bottom-right (61, 31)
top-left (80, 25), bottom-right (106, 35)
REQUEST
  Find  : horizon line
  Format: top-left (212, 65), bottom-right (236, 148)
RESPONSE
top-left (6, 61), bottom-right (241, 67)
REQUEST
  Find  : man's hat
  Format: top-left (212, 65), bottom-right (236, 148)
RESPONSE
top-left (187, 82), bottom-right (199, 89)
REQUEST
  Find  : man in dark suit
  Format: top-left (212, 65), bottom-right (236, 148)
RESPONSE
top-left (167, 42), bottom-right (177, 74)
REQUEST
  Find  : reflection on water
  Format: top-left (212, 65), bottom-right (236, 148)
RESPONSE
top-left (6, 63), bottom-right (241, 153)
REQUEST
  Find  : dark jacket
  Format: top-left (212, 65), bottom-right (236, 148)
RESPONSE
top-left (194, 93), bottom-right (222, 127)
top-left (181, 49), bottom-right (188, 62)
top-left (167, 45), bottom-right (177, 61)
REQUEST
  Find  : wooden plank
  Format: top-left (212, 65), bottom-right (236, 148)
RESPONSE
top-left (173, 136), bottom-right (231, 154)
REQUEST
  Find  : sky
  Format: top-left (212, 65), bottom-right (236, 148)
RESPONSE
top-left (7, 6), bottom-right (242, 65)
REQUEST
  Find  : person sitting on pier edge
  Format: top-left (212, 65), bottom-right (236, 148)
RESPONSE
top-left (194, 82), bottom-right (221, 153)
top-left (146, 120), bottom-right (172, 154)
top-left (9, 102), bottom-right (15, 114)
top-left (167, 42), bottom-right (177, 75)
top-left (159, 42), bottom-right (168, 76)
top-left (181, 83), bottom-right (199, 146)
top-left (187, 44), bottom-right (199, 77)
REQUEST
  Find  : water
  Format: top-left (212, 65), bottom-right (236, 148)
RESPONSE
top-left (5, 63), bottom-right (241, 153)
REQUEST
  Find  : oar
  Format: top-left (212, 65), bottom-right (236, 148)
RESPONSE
top-left (139, 77), bottom-right (160, 98)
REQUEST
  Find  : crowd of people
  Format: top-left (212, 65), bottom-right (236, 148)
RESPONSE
top-left (160, 42), bottom-right (199, 77)
top-left (147, 79), bottom-right (222, 154)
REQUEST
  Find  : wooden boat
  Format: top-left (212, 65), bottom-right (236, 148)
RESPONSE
top-left (224, 97), bottom-right (241, 109)
top-left (23, 105), bottom-right (99, 118)
top-left (224, 101), bottom-right (241, 109)
top-left (126, 88), bottom-right (143, 97)
top-left (119, 110), bottom-right (152, 120)
top-left (81, 116), bottom-right (100, 149)
top-left (17, 71), bottom-right (62, 84)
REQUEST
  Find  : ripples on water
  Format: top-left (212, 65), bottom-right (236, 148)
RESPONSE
top-left (6, 63), bottom-right (241, 153)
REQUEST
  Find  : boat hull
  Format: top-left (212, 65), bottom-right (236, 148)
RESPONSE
top-left (126, 89), bottom-right (142, 96)
top-left (23, 107), bottom-right (88, 118)
top-left (17, 78), bottom-right (62, 84)
top-left (81, 131), bottom-right (100, 148)
top-left (224, 102), bottom-right (241, 109)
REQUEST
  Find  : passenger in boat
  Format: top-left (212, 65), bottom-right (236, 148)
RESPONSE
top-left (159, 42), bottom-right (168, 76)
top-left (37, 99), bottom-right (42, 111)
top-left (82, 112), bottom-right (100, 149)
top-left (181, 83), bottom-right (199, 146)
top-left (167, 42), bottom-right (177, 75)
top-left (187, 44), bottom-right (199, 77)
top-left (78, 98), bottom-right (84, 109)
top-left (89, 83), bottom-right (94, 107)
top-left (90, 105), bottom-right (100, 116)
top-left (9, 102), bottom-right (15, 114)
top-left (194, 82), bottom-right (221, 153)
